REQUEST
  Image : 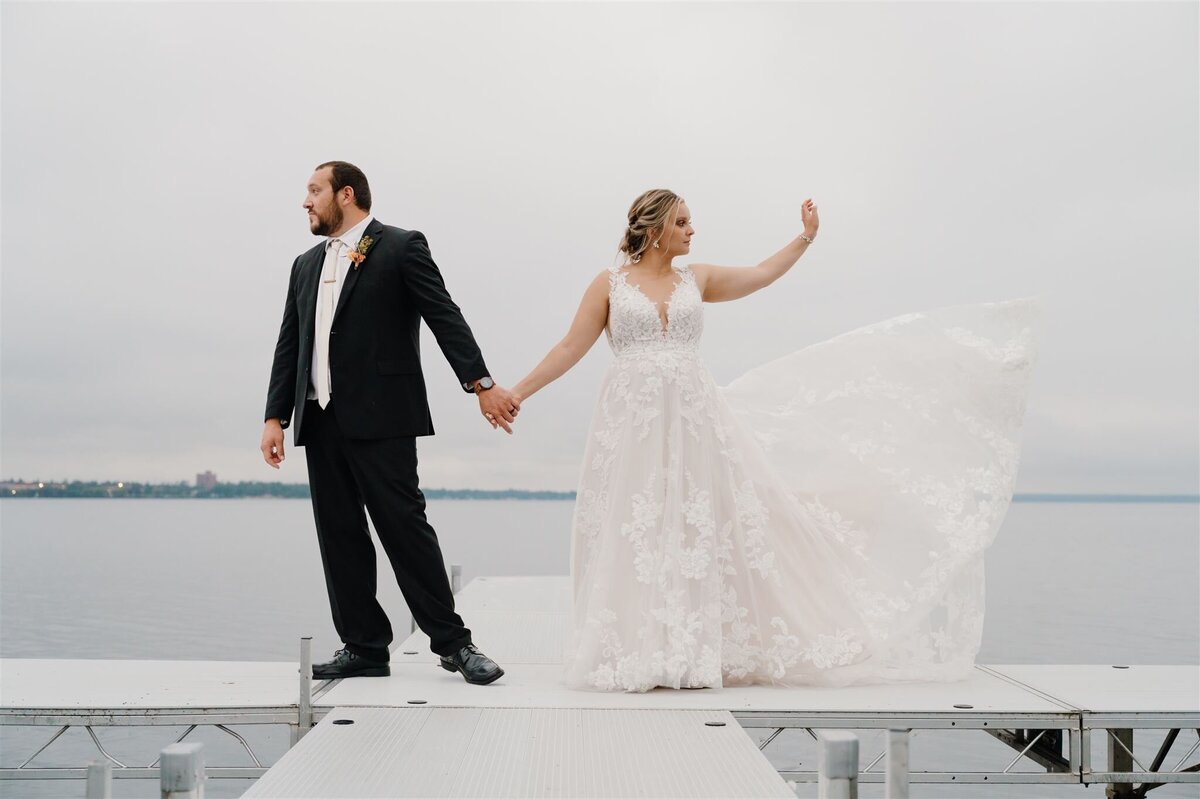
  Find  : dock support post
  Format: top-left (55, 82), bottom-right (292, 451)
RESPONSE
top-left (294, 637), bottom-right (313, 746)
top-left (85, 761), bottom-right (112, 798)
top-left (818, 730), bottom-right (859, 799)
top-left (160, 742), bottom-right (205, 798)
top-left (886, 729), bottom-right (910, 798)
top-left (1106, 729), bottom-right (1134, 799)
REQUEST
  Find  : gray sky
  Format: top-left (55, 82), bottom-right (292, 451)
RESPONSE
top-left (2, 1), bottom-right (1197, 493)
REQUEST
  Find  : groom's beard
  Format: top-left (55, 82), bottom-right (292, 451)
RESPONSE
top-left (311, 204), bottom-right (344, 237)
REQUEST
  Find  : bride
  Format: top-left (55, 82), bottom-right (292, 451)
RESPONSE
top-left (511, 190), bottom-right (1038, 692)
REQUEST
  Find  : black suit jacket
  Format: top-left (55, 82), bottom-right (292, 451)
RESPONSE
top-left (264, 219), bottom-right (488, 444)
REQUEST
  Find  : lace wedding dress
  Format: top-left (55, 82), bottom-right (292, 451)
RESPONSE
top-left (564, 263), bottom-right (1039, 692)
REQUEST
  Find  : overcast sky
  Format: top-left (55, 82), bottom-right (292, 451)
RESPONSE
top-left (2, 1), bottom-right (1197, 493)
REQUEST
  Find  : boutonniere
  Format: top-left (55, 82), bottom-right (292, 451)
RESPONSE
top-left (348, 235), bottom-right (374, 270)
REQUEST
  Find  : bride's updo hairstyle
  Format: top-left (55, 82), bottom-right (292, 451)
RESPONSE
top-left (619, 189), bottom-right (682, 264)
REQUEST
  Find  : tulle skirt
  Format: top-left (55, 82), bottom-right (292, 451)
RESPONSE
top-left (565, 298), bottom-right (1039, 692)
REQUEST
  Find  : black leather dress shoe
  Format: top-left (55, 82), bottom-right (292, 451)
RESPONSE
top-left (439, 644), bottom-right (504, 685)
top-left (312, 648), bottom-right (390, 679)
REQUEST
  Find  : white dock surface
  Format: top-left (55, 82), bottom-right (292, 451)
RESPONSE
top-left (250, 576), bottom-right (1195, 796)
top-left (323, 576), bottom-right (1077, 717)
top-left (0, 659), bottom-right (298, 710)
top-left (243, 707), bottom-right (794, 798)
top-left (324, 652), bottom-right (1077, 716)
top-left (980, 663), bottom-right (1200, 715)
top-left (3, 576), bottom-right (1196, 795)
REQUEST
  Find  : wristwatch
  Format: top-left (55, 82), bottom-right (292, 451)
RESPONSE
top-left (473, 376), bottom-right (495, 393)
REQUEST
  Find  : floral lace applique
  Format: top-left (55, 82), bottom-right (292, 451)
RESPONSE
top-left (565, 273), bottom-right (1038, 691)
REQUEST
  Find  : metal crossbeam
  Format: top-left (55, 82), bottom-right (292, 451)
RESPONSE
top-left (5, 721), bottom-right (276, 779)
top-left (986, 728), bottom-right (1072, 772)
top-left (17, 726), bottom-right (68, 769)
top-left (1, 767), bottom-right (267, 780)
top-left (1082, 725), bottom-right (1200, 787)
top-left (85, 726), bottom-right (126, 768)
top-left (742, 721), bottom-right (1082, 785)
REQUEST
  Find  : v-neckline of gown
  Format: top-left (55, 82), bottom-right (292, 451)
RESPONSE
top-left (618, 267), bottom-right (686, 335)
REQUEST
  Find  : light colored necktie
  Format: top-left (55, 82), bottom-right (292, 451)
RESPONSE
top-left (315, 239), bottom-right (344, 409)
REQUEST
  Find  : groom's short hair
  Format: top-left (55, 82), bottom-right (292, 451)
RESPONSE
top-left (316, 161), bottom-right (372, 212)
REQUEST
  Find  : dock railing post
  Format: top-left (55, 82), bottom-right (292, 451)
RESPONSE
top-left (818, 730), bottom-right (859, 799)
top-left (160, 742), bottom-right (205, 798)
top-left (886, 728), bottom-right (910, 798)
top-left (295, 636), bottom-right (313, 745)
top-left (85, 760), bottom-right (112, 798)
top-left (1106, 729), bottom-right (1134, 799)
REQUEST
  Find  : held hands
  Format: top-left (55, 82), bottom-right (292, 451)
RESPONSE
top-left (801, 198), bottom-right (819, 238)
top-left (476, 383), bottom-right (522, 434)
top-left (260, 419), bottom-right (285, 469)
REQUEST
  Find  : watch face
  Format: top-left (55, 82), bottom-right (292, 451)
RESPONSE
top-left (479, 377), bottom-right (495, 390)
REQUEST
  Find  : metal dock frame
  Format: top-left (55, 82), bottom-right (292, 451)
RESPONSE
top-left (2, 575), bottom-right (1197, 796)
top-left (1082, 711), bottom-right (1200, 792)
top-left (736, 708), bottom-right (1081, 785)
top-left (0, 639), bottom-right (339, 782)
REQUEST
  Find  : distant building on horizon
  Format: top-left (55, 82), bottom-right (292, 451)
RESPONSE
top-left (196, 471), bottom-right (218, 491)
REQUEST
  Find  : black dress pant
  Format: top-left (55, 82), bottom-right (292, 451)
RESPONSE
top-left (303, 400), bottom-right (471, 661)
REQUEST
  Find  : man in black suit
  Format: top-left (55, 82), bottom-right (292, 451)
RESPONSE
top-left (261, 161), bottom-right (516, 685)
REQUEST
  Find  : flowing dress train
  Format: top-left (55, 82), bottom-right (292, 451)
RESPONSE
top-left (564, 264), bottom-right (1038, 692)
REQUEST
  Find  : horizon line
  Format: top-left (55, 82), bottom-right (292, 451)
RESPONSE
top-left (1, 480), bottom-right (1197, 503)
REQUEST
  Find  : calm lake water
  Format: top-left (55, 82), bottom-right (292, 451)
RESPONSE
top-left (1, 499), bottom-right (1197, 798)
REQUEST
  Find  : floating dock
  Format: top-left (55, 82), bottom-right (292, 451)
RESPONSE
top-left (2, 576), bottom-right (1197, 797)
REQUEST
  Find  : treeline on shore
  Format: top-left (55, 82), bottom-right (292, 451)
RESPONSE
top-left (2, 482), bottom-right (1196, 503)
top-left (1, 481), bottom-right (574, 500)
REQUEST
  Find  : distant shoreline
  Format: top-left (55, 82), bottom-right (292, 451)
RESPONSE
top-left (1011, 493), bottom-right (1199, 504)
top-left (1, 481), bottom-right (1196, 503)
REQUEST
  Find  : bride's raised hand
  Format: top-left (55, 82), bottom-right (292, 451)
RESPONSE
top-left (801, 198), bottom-right (819, 238)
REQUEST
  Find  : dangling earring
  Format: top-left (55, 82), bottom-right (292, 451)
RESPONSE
top-left (652, 240), bottom-right (660, 249)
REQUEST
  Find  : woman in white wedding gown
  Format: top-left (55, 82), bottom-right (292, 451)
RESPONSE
top-left (512, 190), bottom-right (1038, 692)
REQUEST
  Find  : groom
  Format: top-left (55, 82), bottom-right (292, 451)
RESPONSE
top-left (261, 161), bottom-right (518, 684)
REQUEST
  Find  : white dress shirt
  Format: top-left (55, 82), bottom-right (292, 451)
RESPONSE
top-left (309, 215), bottom-right (374, 398)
